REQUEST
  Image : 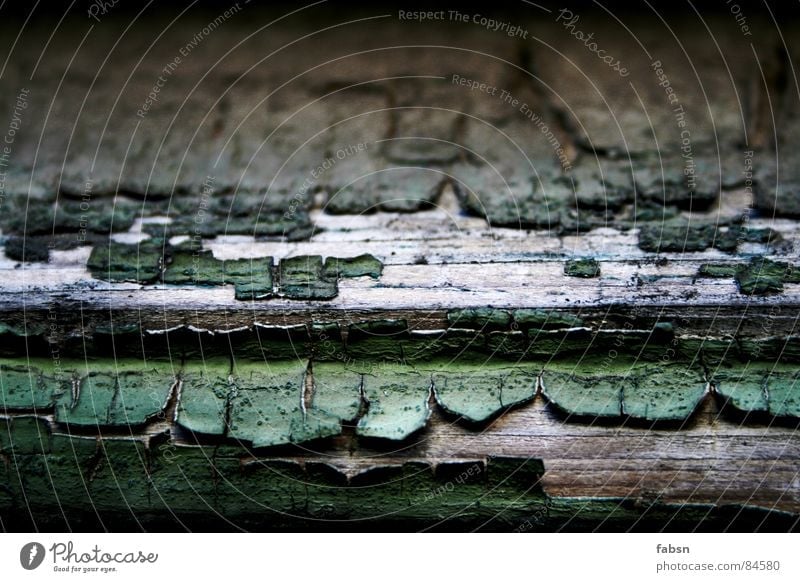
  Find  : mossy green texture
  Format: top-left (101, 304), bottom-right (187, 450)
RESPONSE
top-left (322, 254), bottom-right (383, 279)
top-left (431, 366), bottom-right (537, 422)
top-left (447, 308), bottom-right (512, 330)
top-left (357, 366), bottom-right (430, 440)
top-left (87, 241), bottom-right (164, 283)
top-left (564, 258), bottom-right (600, 278)
top-left (278, 255), bottom-right (338, 300)
top-left (713, 364), bottom-right (800, 417)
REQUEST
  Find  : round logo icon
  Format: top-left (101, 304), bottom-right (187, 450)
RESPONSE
top-left (20, 542), bottom-right (46, 570)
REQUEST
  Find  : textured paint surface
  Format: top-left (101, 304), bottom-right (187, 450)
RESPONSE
top-left (432, 366), bottom-right (537, 422)
top-left (357, 367), bottom-right (430, 440)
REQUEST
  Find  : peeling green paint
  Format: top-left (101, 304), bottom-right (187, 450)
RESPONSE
top-left (513, 309), bottom-right (584, 330)
top-left (735, 257), bottom-right (799, 295)
top-left (431, 366), bottom-right (537, 422)
top-left (357, 366), bottom-right (430, 440)
top-left (0, 360), bottom-right (71, 410)
top-left (308, 363), bottom-right (362, 422)
top-left (564, 258), bottom-right (600, 278)
top-left (621, 365), bottom-right (707, 422)
top-left (87, 241), bottom-right (164, 283)
top-left (713, 364), bottom-right (800, 417)
top-left (228, 362), bottom-right (342, 448)
top-left (322, 254), bottom-right (383, 279)
top-left (638, 221), bottom-right (717, 253)
top-left (278, 255), bottom-right (338, 300)
top-left (543, 362), bottom-right (706, 421)
top-left (542, 367), bottom-right (623, 417)
top-left (447, 308), bottom-right (512, 330)
top-left (176, 360), bottom-right (232, 436)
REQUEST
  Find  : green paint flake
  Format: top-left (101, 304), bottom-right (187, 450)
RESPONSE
top-left (564, 258), bottom-right (600, 278)
top-left (697, 263), bottom-right (739, 278)
top-left (765, 371), bottom-right (800, 417)
top-left (176, 361), bottom-right (232, 436)
top-left (227, 258), bottom-right (275, 300)
top-left (513, 309), bottom-right (584, 330)
top-left (638, 222), bottom-right (716, 253)
top-left (734, 257), bottom-right (798, 295)
top-left (309, 363), bottom-right (362, 422)
top-left (432, 370), bottom-right (501, 423)
top-left (447, 308), bottom-right (512, 330)
top-left (621, 365), bottom-right (707, 421)
top-left (87, 241), bottom-right (164, 283)
top-left (714, 365), bottom-right (800, 417)
top-left (228, 362), bottom-right (342, 448)
top-left (55, 373), bottom-right (117, 426)
top-left (322, 254), bottom-right (383, 279)
top-left (357, 367), bottom-right (430, 440)
top-left (163, 250), bottom-right (225, 285)
top-left (278, 255), bottom-right (338, 300)
top-left (0, 362), bottom-right (71, 410)
top-left (54, 362), bottom-right (175, 427)
top-left (542, 368), bottom-right (623, 417)
top-left (713, 369), bottom-right (768, 413)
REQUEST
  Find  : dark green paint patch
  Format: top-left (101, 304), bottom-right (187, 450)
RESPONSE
top-left (638, 221), bottom-right (716, 253)
top-left (322, 254), bottom-right (383, 279)
top-left (87, 241), bottom-right (164, 283)
top-left (3, 236), bottom-right (50, 262)
top-left (357, 367), bottom-right (430, 440)
top-left (325, 165), bottom-right (443, 214)
top-left (401, 329), bottom-right (487, 363)
top-left (734, 257), bottom-right (798, 295)
top-left (564, 258), bottom-right (600, 278)
top-left (697, 263), bottom-right (739, 278)
top-left (278, 255), bottom-right (337, 300)
top-left (513, 309), bottom-right (584, 330)
top-left (0, 416), bottom-right (51, 455)
top-left (447, 308), bottom-right (512, 330)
